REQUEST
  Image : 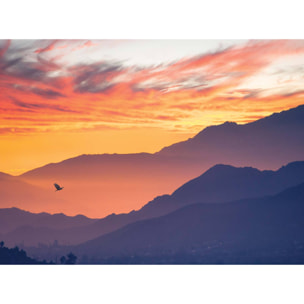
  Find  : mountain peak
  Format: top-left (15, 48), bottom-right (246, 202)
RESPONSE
top-left (203, 163), bottom-right (260, 176)
top-left (157, 104), bottom-right (304, 170)
top-left (194, 121), bottom-right (238, 139)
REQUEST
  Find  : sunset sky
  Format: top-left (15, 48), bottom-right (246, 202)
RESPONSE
top-left (1, 39), bottom-right (304, 175)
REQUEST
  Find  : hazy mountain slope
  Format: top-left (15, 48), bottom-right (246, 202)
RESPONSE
top-left (158, 105), bottom-right (304, 169)
top-left (138, 160), bottom-right (304, 216)
top-left (13, 105), bottom-right (304, 217)
top-left (72, 182), bottom-right (304, 263)
top-left (18, 153), bottom-right (199, 217)
top-left (0, 207), bottom-right (97, 234)
top-left (13, 161), bottom-right (304, 248)
top-left (39, 160), bottom-right (304, 246)
top-left (170, 161), bottom-right (304, 203)
top-left (0, 174), bottom-right (67, 213)
top-left (0, 207), bottom-right (98, 247)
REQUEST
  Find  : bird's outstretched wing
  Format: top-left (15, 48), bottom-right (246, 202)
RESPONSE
top-left (54, 183), bottom-right (61, 190)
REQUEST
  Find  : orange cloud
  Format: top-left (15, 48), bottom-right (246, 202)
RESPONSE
top-left (1, 39), bottom-right (304, 139)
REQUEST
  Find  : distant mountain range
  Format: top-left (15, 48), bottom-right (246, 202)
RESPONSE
top-left (1, 104), bottom-right (304, 217)
top-left (3, 160), bottom-right (304, 251)
top-left (0, 207), bottom-right (97, 234)
top-left (71, 181), bottom-right (304, 264)
top-left (158, 104), bottom-right (304, 169)
top-left (0, 207), bottom-right (97, 247)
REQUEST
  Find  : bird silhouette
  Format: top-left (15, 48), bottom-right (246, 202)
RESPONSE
top-left (54, 183), bottom-right (64, 191)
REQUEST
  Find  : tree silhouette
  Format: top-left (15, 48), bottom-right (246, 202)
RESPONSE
top-left (66, 253), bottom-right (77, 264)
top-left (59, 253), bottom-right (77, 264)
top-left (0, 243), bottom-right (47, 264)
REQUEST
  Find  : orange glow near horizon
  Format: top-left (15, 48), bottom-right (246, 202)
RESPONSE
top-left (0, 128), bottom-right (194, 175)
top-left (1, 39), bottom-right (304, 175)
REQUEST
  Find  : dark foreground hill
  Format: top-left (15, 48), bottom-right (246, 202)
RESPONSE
top-left (71, 182), bottom-right (304, 264)
top-left (0, 242), bottom-right (49, 264)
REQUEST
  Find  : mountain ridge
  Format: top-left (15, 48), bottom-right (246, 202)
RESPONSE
top-left (70, 181), bottom-right (304, 263)
top-left (4, 160), bottom-right (304, 248)
top-left (15, 104), bottom-right (304, 177)
top-left (0, 207), bottom-right (98, 236)
top-left (1, 104), bottom-right (304, 217)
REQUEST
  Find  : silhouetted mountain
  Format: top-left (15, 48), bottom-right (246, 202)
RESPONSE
top-left (12, 104), bottom-right (304, 217)
top-left (0, 207), bottom-right (97, 234)
top-left (21, 161), bottom-right (304, 250)
top-left (172, 161), bottom-right (304, 202)
top-left (72, 182), bottom-right (304, 264)
top-left (0, 207), bottom-right (98, 247)
top-left (158, 104), bottom-right (304, 169)
top-left (139, 160), bottom-right (304, 216)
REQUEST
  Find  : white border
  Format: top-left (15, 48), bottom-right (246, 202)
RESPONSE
top-left (1, 1), bottom-right (304, 303)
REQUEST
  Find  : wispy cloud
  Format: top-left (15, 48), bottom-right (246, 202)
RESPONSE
top-left (34, 40), bottom-right (59, 54)
top-left (11, 84), bottom-right (65, 98)
top-left (1, 39), bottom-right (304, 135)
top-left (10, 97), bottom-right (78, 113)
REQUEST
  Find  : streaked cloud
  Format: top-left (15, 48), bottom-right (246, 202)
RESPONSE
top-left (1, 39), bottom-right (304, 136)
top-left (34, 40), bottom-right (59, 54)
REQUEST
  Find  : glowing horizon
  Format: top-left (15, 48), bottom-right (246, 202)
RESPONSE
top-left (1, 39), bottom-right (304, 174)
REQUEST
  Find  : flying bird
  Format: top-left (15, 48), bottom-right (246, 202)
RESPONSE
top-left (54, 183), bottom-right (64, 191)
